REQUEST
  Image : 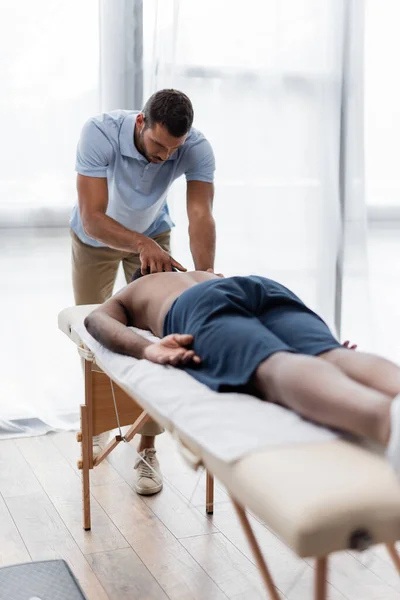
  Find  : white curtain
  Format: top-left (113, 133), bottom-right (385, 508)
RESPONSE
top-left (363, 0), bottom-right (400, 363)
top-left (0, 0), bottom-right (100, 225)
top-left (99, 0), bottom-right (143, 111)
top-left (365, 0), bottom-right (400, 213)
top-left (0, 1), bottom-right (100, 438)
top-left (146, 0), bottom-right (367, 341)
top-left (339, 0), bottom-right (374, 351)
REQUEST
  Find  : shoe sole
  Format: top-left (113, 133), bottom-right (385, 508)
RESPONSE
top-left (134, 483), bottom-right (163, 496)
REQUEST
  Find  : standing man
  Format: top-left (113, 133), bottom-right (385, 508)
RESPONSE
top-left (70, 89), bottom-right (216, 495)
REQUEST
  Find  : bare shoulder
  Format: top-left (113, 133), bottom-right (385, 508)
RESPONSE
top-left (88, 280), bottom-right (139, 320)
top-left (111, 279), bottom-right (141, 309)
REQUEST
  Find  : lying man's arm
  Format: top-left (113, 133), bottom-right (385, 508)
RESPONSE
top-left (84, 294), bottom-right (201, 366)
top-left (84, 295), bottom-right (151, 359)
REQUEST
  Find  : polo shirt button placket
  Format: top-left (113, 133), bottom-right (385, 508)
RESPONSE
top-left (139, 163), bottom-right (153, 193)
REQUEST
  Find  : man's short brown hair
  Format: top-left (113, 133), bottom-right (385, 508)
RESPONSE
top-left (142, 89), bottom-right (194, 138)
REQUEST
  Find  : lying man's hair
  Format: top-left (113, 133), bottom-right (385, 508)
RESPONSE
top-left (131, 266), bottom-right (178, 282)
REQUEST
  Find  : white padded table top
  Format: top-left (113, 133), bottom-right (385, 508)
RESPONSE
top-left (58, 305), bottom-right (400, 557)
top-left (58, 304), bottom-right (98, 346)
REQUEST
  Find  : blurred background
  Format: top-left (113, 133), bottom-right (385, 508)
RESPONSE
top-left (1, 0), bottom-right (399, 435)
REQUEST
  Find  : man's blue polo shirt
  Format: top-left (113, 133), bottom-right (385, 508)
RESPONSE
top-left (70, 110), bottom-right (215, 247)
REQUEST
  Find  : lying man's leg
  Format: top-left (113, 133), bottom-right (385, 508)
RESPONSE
top-left (252, 352), bottom-right (392, 445)
top-left (320, 348), bottom-right (400, 398)
top-left (248, 278), bottom-right (396, 449)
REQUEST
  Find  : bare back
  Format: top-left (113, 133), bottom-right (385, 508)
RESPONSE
top-left (116, 271), bottom-right (218, 337)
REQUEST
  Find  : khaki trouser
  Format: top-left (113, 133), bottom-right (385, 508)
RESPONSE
top-left (71, 229), bottom-right (171, 436)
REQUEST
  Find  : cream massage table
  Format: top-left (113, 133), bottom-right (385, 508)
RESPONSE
top-left (59, 305), bottom-right (400, 600)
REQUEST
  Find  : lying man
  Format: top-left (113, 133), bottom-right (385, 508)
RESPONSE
top-left (84, 270), bottom-right (400, 485)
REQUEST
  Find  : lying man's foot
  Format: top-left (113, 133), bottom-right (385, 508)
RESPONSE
top-left (134, 448), bottom-right (163, 495)
top-left (92, 432), bottom-right (109, 458)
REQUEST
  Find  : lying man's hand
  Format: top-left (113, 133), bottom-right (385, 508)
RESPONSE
top-left (343, 340), bottom-right (358, 350)
top-left (137, 235), bottom-right (186, 274)
top-left (143, 334), bottom-right (201, 366)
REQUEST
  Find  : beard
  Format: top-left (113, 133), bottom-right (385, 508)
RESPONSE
top-left (138, 129), bottom-right (152, 162)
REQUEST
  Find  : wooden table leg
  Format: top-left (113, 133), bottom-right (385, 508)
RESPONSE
top-left (206, 471), bottom-right (214, 514)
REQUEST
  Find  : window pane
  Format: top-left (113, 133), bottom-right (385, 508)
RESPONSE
top-left (365, 0), bottom-right (400, 207)
top-left (0, 1), bottom-right (99, 217)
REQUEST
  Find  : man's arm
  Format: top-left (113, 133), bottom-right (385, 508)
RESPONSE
top-left (77, 175), bottom-right (185, 273)
top-left (78, 175), bottom-right (146, 254)
top-left (84, 292), bottom-right (151, 358)
top-left (186, 180), bottom-right (216, 271)
top-left (75, 120), bottom-right (145, 254)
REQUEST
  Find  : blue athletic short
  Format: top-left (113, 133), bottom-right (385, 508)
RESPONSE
top-left (162, 275), bottom-right (341, 392)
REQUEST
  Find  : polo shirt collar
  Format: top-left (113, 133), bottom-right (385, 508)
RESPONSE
top-left (119, 113), bottom-right (144, 160)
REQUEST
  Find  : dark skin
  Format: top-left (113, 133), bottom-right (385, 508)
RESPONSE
top-left (77, 114), bottom-right (216, 275)
top-left (84, 270), bottom-right (219, 366)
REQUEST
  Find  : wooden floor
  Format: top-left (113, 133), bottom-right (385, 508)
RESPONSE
top-left (1, 432), bottom-right (400, 600)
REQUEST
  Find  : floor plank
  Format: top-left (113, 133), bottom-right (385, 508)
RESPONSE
top-left (204, 502), bottom-right (306, 596)
top-left (142, 483), bottom-right (218, 539)
top-left (327, 551), bottom-right (400, 600)
top-left (15, 436), bottom-right (130, 555)
top-left (93, 481), bottom-right (228, 600)
top-left (0, 494), bottom-right (31, 566)
top-left (6, 491), bottom-right (109, 600)
top-left (0, 439), bottom-right (43, 498)
top-left (285, 564), bottom-right (347, 600)
top-left (349, 545), bottom-right (400, 594)
top-left (87, 548), bottom-right (169, 600)
top-left (181, 531), bottom-right (279, 599)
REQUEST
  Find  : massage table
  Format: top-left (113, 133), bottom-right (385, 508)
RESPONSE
top-left (59, 305), bottom-right (400, 600)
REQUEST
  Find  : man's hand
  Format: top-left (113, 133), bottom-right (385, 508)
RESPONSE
top-left (137, 236), bottom-right (186, 274)
top-left (207, 268), bottom-right (224, 278)
top-left (143, 334), bottom-right (201, 366)
top-left (343, 340), bottom-right (358, 350)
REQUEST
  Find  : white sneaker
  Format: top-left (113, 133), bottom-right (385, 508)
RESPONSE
top-left (386, 394), bottom-right (400, 476)
top-left (134, 448), bottom-right (163, 495)
top-left (92, 432), bottom-right (109, 458)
